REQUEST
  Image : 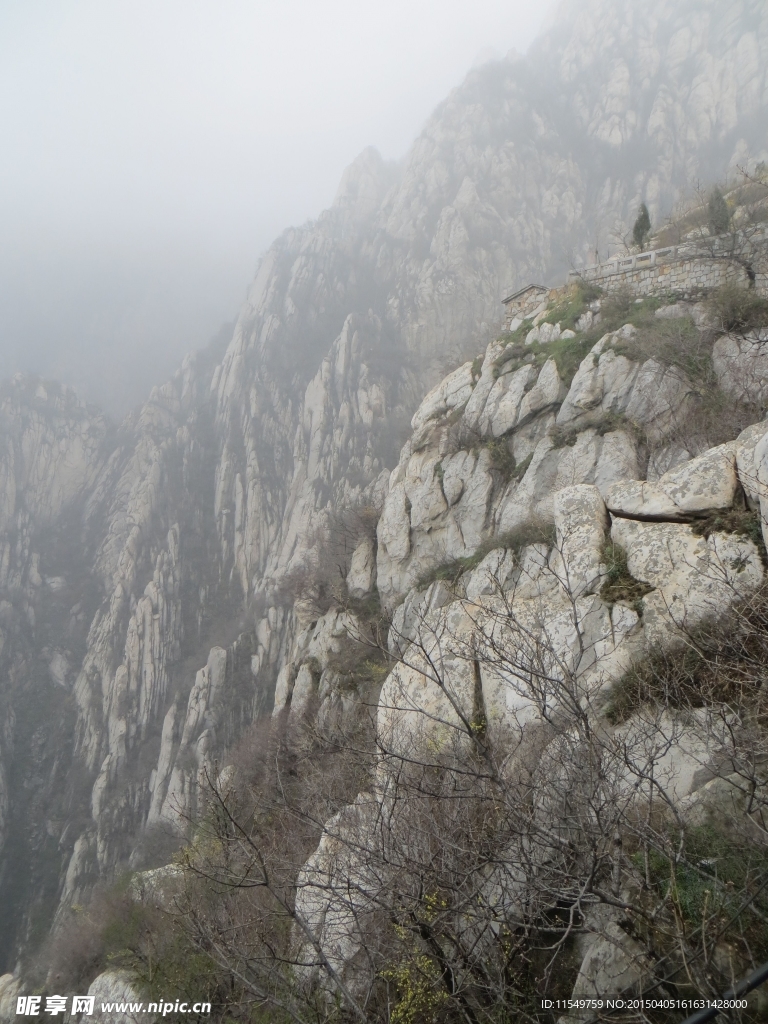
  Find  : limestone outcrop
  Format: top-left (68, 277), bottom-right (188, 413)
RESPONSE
top-left (281, 280), bottom-right (768, 1004)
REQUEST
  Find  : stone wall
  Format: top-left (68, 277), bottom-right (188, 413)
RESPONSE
top-left (570, 250), bottom-right (745, 299)
top-left (502, 231), bottom-right (768, 324)
top-left (567, 229), bottom-right (768, 301)
top-left (502, 285), bottom-right (549, 330)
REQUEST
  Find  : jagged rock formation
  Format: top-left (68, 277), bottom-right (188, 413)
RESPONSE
top-left (0, 0), bottom-right (767, 985)
top-left (286, 299), bottom-right (768, 1006)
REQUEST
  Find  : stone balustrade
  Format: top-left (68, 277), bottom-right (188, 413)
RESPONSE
top-left (567, 227), bottom-right (768, 300)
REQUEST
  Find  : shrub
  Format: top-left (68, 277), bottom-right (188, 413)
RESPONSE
top-left (484, 437), bottom-right (516, 478)
top-left (445, 428), bottom-right (520, 482)
top-left (549, 426), bottom-right (579, 449)
top-left (578, 281), bottom-right (603, 304)
top-left (605, 303), bottom-right (760, 450)
top-left (635, 823), bottom-right (768, 946)
top-left (495, 332), bottom-right (596, 389)
top-left (599, 541), bottom-right (652, 609)
top-left (707, 283), bottom-right (768, 334)
top-left (606, 581), bottom-right (768, 723)
top-left (609, 307), bottom-right (703, 373)
top-left (551, 413), bottom-right (646, 448)
top-left (689, 507), bottom-right (767, 564)
top-left (510, 451), bottom-right (533, 481)
top-left (381, 951), bottom-right (449, 1024)
top-left (31, 879), bottom-right (209, 1005)
top-left (537, 281), bottom-right (602, 333)
top-left (599, 289), bottom-right (664, 333)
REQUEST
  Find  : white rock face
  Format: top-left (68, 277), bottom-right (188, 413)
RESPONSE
top-left (209, 0), bottom-right (768, 625)
top-left (483, 364), bottom-right (539, 437)
top-left (295, 279), bottom-right (768, 993)
top-left (377, 441), bottom-right (495, 606)
top-left (271, 607), bottom-right (377, 742)
top-left (605, 443), bottom-right (739, 519)
top-left (147, 645), bottom-right (228, 830)
top-left (557, 330), bottom-right (695, 441)
top-left (611, 518), bottom-right (763, 646)
top-left (0, 378), bottom-right (108, 536)
top-left (554, 484), bottom-right (608, 597)
top-left (410, 362), bottom-right (475, 446)
top-left (346, 537), bottom-right (376, 598)
top-left (375, 336), bottom-right (649, 608)
top-left (517, 358), bottom-right (566, 426)
top-left (294, 791), bottom-right (387, 989)
top-left (129, 863), bottom-right (183, 906)
top-left (464, 547), bottom-right (517, 603)
top-left (713, 331), bottom-right (768, 406)
top-left (0, 975), bottom-right (20, 1024)
top-left (87, 971), bottom-right (153, 1024)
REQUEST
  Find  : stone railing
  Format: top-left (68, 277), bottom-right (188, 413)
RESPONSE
top-left (568, 227), bottom-right (768, 298)
top-left (569, 243), bottom-right (691, 280)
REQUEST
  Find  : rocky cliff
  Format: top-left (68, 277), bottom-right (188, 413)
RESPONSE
top-left (0, 0), bottom-right (767, 982)
top-left (282, 293), bottom-right (768, 1010)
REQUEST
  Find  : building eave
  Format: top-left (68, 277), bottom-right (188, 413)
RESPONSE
top-left (502, 284), bottom-right (548, 305)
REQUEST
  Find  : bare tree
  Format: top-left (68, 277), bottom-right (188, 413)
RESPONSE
top-left (165, 515), bottom-right (768, 1024)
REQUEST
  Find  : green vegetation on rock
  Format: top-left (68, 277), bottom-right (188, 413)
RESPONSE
top-left (599, 541), bottom-right (653, 610)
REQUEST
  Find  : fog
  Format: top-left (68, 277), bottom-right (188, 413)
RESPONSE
top-left (0, 1), bottom-right (550, 414)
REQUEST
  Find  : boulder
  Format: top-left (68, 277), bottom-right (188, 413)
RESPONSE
top-left (557, 335), bottom-right (637, 426)
top-left (462, 340), bottom-right (505, 431)
top-left (291, 662), bottom-right (317, 719)
top-left (517, 358), bottom-right (566, 425)
top-left (571, 920), bottom-right (650, 1000)
top-left (611, 518), bottom-right (763, 646)
top-left (464, 547), bottom-right (517, 603)
top-left (655, 302), bottom-right (690, 320)
top-left (605, 443), bottom-right (738, 520)
top-left (733, 422), bottom-right (768, 550)
top-left (733, 421), bottom-right (768, 507)
top-left (575, 309), bottom-right (595, 332)
top-left (377, 441), bottom-right (494, 607)
top-left (646, 445), bottom-right (690, 481)
top-left (527, 321), bottom-right (562, 345)
top-left (554, 429), bottom-right (640, 497)
top-left (496, 428), bottom-right (640, 536)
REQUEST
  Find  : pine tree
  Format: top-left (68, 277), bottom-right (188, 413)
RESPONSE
top-left (708, 187), bottom-right (731, 236)
top-left (632, 203), bottom-right (651, 250)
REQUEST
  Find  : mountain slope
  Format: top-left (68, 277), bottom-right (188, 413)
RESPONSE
top-left (0, 0), bottom-right (767, 972)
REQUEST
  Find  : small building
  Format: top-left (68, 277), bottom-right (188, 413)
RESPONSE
top-left (502, 284), bottom-right (549, 330)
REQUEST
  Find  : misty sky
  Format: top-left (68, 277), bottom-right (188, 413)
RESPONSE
top-left (0, 1), bottom-right (551, 413)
